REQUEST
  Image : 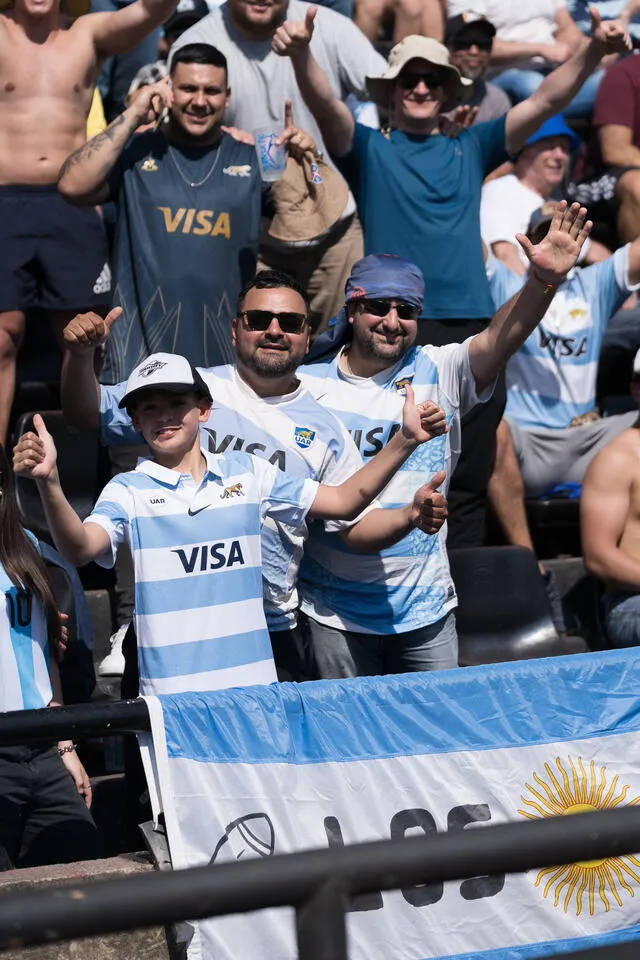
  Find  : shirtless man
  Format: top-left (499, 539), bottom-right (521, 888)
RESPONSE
top-left (0, 0), bottom-right (177, 442)
top-left (581, 419), bottom-right (640, 647)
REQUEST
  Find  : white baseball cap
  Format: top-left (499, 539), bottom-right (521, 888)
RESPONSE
top-left (119, 353), bottom-right (213, 409)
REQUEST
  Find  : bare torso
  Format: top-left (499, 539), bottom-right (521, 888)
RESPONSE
top-left (0, 13), bottom-right (98, 184)
top-left (613, 429), bottom-right (640, 569)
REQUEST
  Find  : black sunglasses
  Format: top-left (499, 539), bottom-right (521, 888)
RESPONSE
top-left (240, 310), bottom-right (308, 335)
top-left (450, 36), bottom-right (492, 52)
top-left (358, 298), bottom-right (420, 321)
top-left (397, 71), bottom-right (445, 90)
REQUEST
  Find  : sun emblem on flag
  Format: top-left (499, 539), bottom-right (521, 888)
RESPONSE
top-left (518, 756), bottom-right (640, 916)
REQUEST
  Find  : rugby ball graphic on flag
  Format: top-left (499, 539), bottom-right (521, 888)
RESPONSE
top-left (209, 813), bottom-right (275, 864)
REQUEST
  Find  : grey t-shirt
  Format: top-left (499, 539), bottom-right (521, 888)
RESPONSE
top-left (171, 1), bottom-right (385, 205)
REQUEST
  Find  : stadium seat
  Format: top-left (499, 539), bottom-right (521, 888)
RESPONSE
top-left (524, 498), bottom-right (581, 559)
top-left (448, 546), bottom-right (589, 666)
top-left (13, 411), bottom-right (105, 544)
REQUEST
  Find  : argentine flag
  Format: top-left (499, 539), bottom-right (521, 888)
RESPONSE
top-left (142, 650), bottom-right (640, 960)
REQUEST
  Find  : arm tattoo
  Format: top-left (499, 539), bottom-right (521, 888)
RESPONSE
top-left (59, 112), bottom-right (129, 180)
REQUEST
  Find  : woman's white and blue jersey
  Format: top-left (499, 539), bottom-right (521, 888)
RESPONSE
top-left (85, 448), bottom-right (318, 695)
top-left (0, 535), bottom-right (52, 712)
top-left (486, 245), bottom-right (640, 430)
top-left (298, 341), bottom-right (489, 634)
top-left (99, 366), bottom-right (364, 632)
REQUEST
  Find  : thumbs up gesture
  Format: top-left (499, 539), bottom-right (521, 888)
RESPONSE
top-left (63, 306), bottom-right (123, 356)
top-left (272, 4), bottom-right (317, 57)
top-left (589, 6), bottom-right (631, 52)
top-left (411, 471), bottom-right (448, 536)
top-left (13, 414), bottom-right (58, 483)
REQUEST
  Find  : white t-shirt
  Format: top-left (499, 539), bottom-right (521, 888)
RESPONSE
top-left (481, 174), bottom-right (544, 268)
top-left (446, 0), bottom-right (565, 44)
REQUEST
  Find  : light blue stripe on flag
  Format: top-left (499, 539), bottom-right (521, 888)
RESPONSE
top-left (432, 921), bottom-right (640, 959)
top-left (159, 649), bottom-right (640, 763)
top-left (129, 504), bottom-right (261, 550)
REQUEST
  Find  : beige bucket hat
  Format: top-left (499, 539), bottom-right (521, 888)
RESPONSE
top-left (366, 35), bottom-right (473, 113)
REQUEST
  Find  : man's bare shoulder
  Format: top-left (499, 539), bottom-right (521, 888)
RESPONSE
top-left (588, 425), bottom-right (640, 485)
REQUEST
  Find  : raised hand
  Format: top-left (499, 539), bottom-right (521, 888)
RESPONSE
top-left (272, 5), bottom-right (317, 57)
top-left (278, 100), bottom-right (318, 160)
top-left (590, 7), bottom-right (631, 53)
top-left (12, 414), bottom-right (58, 482)
top-left (439, 104), bottom-right (478, 138)
top-left (63, 306), bottom-right (122, 356)
top-left (220, 126), bottom-right (255, 145)
top-left (129, 76), bottom-right (174, 127)
top-left (411, 471), bottom-right (448, 535)
top-left (517, 200), bottom-right (592, 287)
top-left (401, 385), bottom-right (448, 445)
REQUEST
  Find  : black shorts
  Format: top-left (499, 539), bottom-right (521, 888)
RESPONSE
top-left (0, 184), bottom-right (111, 312)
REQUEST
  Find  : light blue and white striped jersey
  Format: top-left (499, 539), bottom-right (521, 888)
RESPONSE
top-left (100, 365), bottom-right (364, 631)
top-left (487, 246), bottom-right (639, 430)
top-left (86, 447), bottom-right (318, 695)
top-left (0, 535), bottom-right (52, 712)
top-left (297, 341), bottom-right (487, 633)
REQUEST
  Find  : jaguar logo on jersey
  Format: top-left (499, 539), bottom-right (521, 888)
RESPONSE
top-left (221, 482), bottom-right (244, 500)
top-left (294, 427), bottom-right (316, 449)
top-left (394, 376), bottom-right (414, 393)
top-left (157, 207), bottom-right (231, 238)
top-left (138, 359), bottom-right (168, 378)
top-left (141, 158), bottom-right (159, 172)
top-left (223, 164), bottom-right (252, 178)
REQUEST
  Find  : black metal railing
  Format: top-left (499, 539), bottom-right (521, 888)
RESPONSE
top-left (1, 701), bottom-right (639, 960)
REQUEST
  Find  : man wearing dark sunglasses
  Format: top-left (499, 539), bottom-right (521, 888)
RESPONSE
top-left (443, 14), bottom-right (510, 126)
top-left (273, 9), bottom-right (629, 551)
top-left (60, 269), bottom-right (449, 684)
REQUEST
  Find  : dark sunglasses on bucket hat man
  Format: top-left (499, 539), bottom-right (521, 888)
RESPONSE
top-left (365, 35), bottom-right (473, 113)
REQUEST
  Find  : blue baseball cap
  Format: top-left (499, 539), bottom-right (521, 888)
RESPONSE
top-left (307, 254), bottom-right (425, 363)
top-left (523, 114), bottom-right (581, 153)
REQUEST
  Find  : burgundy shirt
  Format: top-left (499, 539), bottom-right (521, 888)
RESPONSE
top-left (593, 53), bottom-right (640, 148)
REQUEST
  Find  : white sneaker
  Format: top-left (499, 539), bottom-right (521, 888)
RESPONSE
top-left (98, 623), bottom-right (129, 677)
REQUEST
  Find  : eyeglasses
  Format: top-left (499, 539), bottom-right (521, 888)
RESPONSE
top-left (397, 71), bottom-right (445, 90)
top-left (357, 299), bottom-right (420, 321)
top-left (450, 36), bottom-right (492, 52)
top-left (240, 310), bottom-right (308, 335)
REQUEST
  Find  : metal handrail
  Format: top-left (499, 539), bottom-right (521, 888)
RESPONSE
top-left (0, 697), bottom-right (149, 746)
top-left (1, 808), bottom-right (640, 958)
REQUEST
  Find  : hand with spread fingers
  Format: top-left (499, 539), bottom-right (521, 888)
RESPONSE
top-left (13, 414), bottom-right (58, 484)
top-left (517, 200), bottom-right (593, 287)
top-left (439, 104), bottom-right (479, 138)
top-left (272, 4), bottom-right (317, 58)
top-left (412, 471), bottom-right (448, 535)
top-left (401, 385), bottom-right (448, 445)
top-left (63, 306), bottom-right (123, 356)
top-left (278, 99), bottom-right (318, 161)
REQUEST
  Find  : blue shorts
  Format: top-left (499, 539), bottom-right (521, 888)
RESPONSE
top-left (0, 184), bottom-right (111, 312)
top-left (603, 590), bottom-right (640, 648)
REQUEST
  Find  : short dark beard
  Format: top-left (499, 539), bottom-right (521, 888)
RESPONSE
top-left (356, 328), bottom-right (410, 365)
top-left (249, 348), bottom-right (299, 378)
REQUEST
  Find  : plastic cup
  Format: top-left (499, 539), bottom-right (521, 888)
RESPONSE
top-left (254, 127), bottom-right (287, 182)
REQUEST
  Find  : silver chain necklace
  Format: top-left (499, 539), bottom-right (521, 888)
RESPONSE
top-left (168, 142), bottom-right (222, 188)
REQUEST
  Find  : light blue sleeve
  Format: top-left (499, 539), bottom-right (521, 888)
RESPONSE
top-left (258, 459), bottom-right (319, 530)
top-left (485, 249), bottom-right (525, 310)
top-left (100, 382), bottom-right (144, 447)
top-left (586, 245), bottom-right (640, 339)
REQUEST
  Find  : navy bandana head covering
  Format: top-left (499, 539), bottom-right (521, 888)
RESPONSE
top-left (306, 254), bottom-right (425, 363)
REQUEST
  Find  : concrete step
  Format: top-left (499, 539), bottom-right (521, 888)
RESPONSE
top-left (0, 853), bottom-right (169, 960)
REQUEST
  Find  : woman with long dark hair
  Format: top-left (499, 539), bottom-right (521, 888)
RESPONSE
top-left (0, 444), bottom-right (98, 870)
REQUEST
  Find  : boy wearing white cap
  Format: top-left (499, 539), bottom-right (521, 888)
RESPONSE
top-left (13, 352), bottom-right (446, 696)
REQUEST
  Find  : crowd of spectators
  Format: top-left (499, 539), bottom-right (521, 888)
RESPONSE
top-left (3, 0), bottom-right (640, 871)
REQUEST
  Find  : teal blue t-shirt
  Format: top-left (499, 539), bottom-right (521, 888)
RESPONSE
top-left (342, 116), bottom-right (508, 321)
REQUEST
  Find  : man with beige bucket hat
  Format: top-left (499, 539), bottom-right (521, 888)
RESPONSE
top-left (273, 6), bottom-right (631, 549)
